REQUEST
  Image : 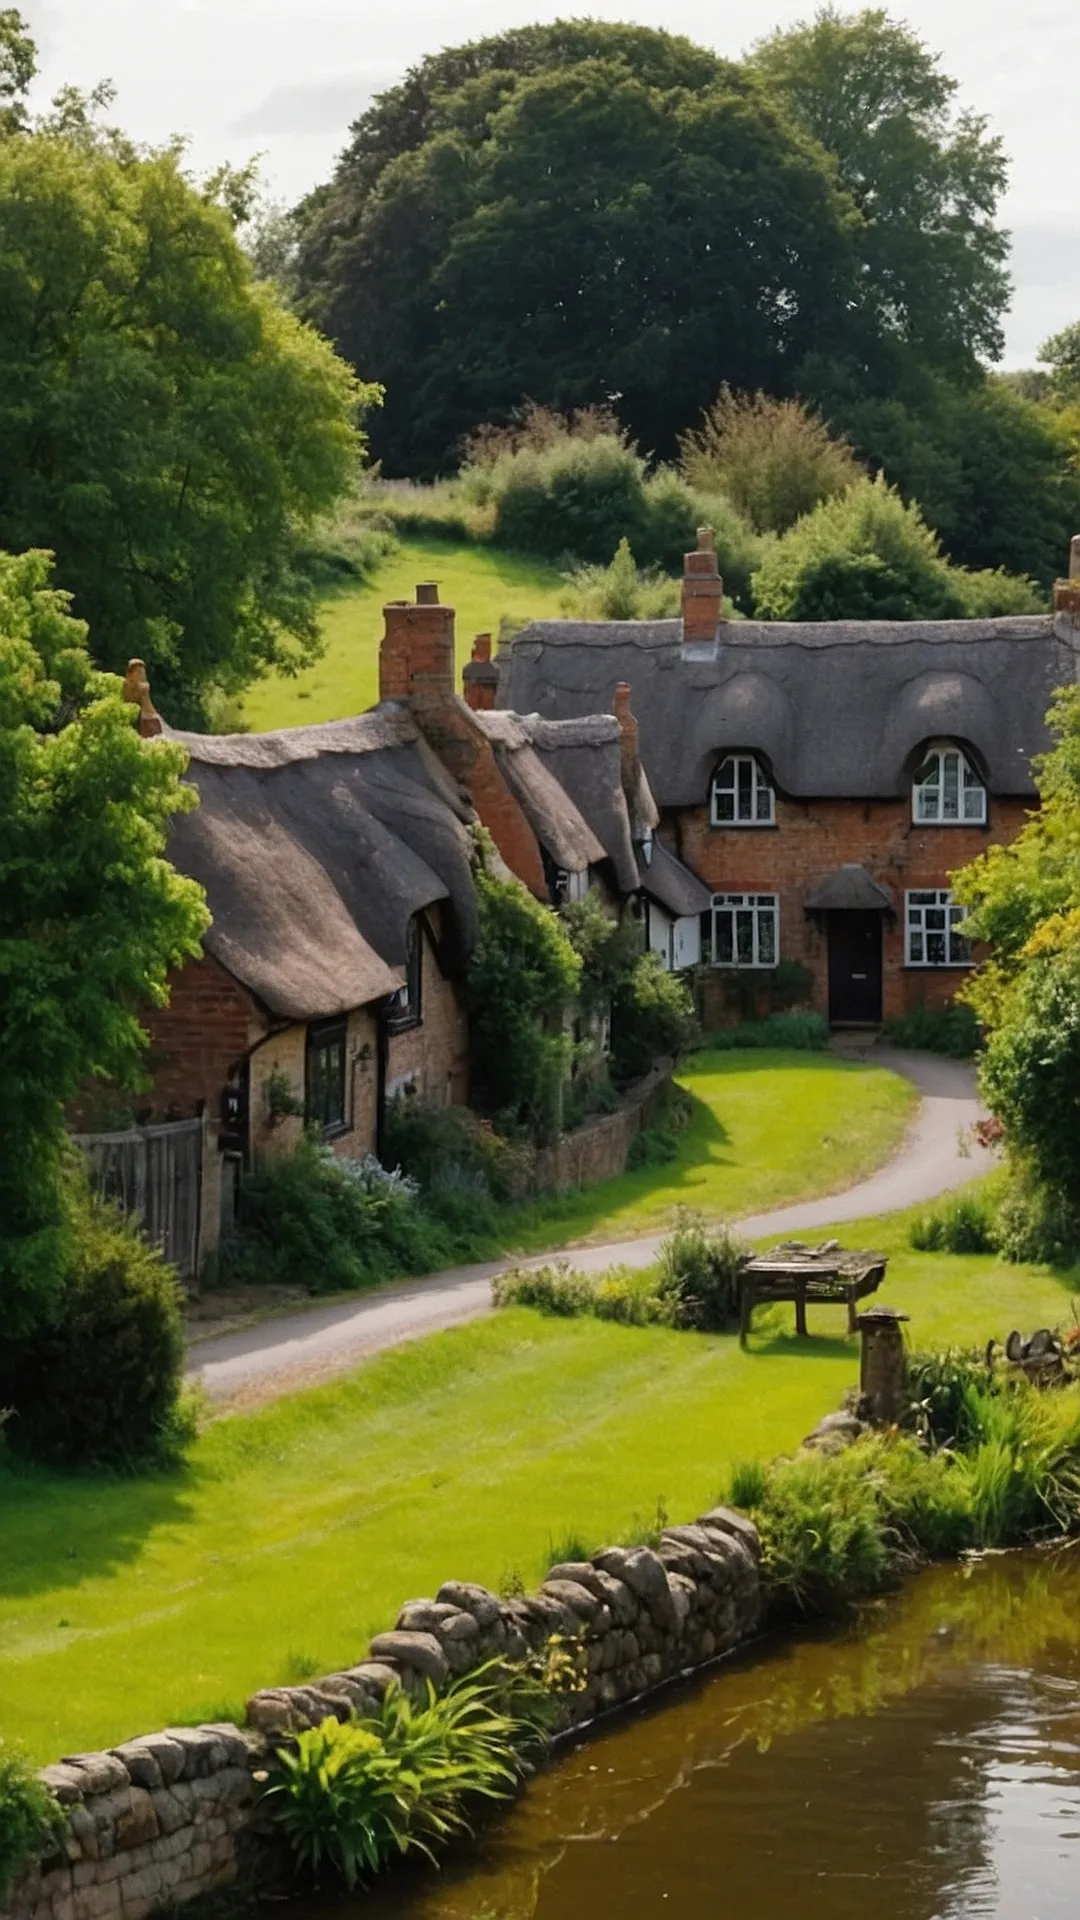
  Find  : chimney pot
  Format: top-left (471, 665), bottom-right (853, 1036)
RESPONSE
top-left (416, 582), bottom-right (440, 605)
top-left (697, 526), bottom-right (716, 553)
top-left (122, 657), bottom-right (163, 738)
top-left (472, 633), bottom-right (492, 662)
top-left (1070, 534), bottom-right (1080, 581)
top-left (613, 681), bottom-right (632, 719)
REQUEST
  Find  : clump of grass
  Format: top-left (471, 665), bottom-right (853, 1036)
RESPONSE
top-left (909, 1192), bottom-right (998, 1254)
top-left (263, 1668), bottom-right (534, 1888)
top-left (545, 1530), bottom-right (593, 1571)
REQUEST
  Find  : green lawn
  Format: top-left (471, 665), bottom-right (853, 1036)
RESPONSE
top-left (241, 538), bottom-right (567, 731)
top-left (5, 1167), bottom-right (1078, 1764)
top-left (499, 1048), bottom-right (916, 1250)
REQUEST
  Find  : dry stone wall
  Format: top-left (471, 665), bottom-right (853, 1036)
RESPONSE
top-left (1, 1506), bottom-right (760, 1920)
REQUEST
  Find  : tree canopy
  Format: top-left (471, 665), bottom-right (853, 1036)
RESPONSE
top-left (0, 549), bottom-right (208, 1330)
top-left (0, 26), bottom-right (375, 721)
top-left (293, 11), bottom-right (1021, 479)
top-left (749, 8), bottom-right (1010, 381)
top-left (294, 22), bottom-right (863, 473)
top-left (954, 688), bottom-right (1080, 1227)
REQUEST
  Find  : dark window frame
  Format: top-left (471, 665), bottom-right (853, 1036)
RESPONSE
top-left (306, 1017), bottom-right (349, 1136)
top-left (386, 916), bottom-right (424, 1034)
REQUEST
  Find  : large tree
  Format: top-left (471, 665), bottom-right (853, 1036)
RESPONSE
top-left (749, 7), bottom-right (1010, 382)
top-left (294, 23), bottom-right (863, 472)
top-left (0, 549), bottom-right (208, 1331)
top-left (0, 26), bottom-right (376, 722)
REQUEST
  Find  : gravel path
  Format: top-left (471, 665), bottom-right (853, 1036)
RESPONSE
top-left (189, 1047), bottom-right (991, 1411)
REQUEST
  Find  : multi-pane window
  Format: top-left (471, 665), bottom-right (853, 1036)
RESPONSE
top-left (905, 890), bottom-right (972, 967)
top-left (711, 893), bottom-right (779, 968)
top-left (711, 755), bottom-right (775, 826)
top-left (912, 745), bottom-right (986, 824)
top-left (306, 1018), bottom-right (347, 1133)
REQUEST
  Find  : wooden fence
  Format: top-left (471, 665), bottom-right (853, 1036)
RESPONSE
top-left (72, 1118), bottom-right (203, 1279)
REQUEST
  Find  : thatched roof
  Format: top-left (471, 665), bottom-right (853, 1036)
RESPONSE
top-left (638, 839), bottom-right (713, 918)
top-left (497, 613), bottom-right (1080, 805)
top-left (166, 709), bottom-right (477, 1021)
top-left (473, 709), bottom-right (646, 893)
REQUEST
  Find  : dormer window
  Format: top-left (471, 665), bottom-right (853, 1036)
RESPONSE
top-left (710, 755), bottom-right (775, 827)
top-left (386, 916), bottom-right (423, 1032)
top-left (912, 744), bottom-right (986, 825)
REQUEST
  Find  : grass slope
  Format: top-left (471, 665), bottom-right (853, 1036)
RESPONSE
top-left (242, 538), bottom-right (567, 730)
top-left (500, 1048), bottom-right (915, 1250)
top-left (3, 1186), bottom-right (1078, 1764)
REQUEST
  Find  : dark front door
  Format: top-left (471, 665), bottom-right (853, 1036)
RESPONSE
top-left (827, 911), bottom-right (883, 1024)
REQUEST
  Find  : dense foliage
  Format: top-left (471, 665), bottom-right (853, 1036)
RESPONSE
top-left (293, 21), bottom-right (869, 473)
top-left (882, 1000), bottom-right (980, 1058)
top-left (0, 1742), bottom-right (60, 1896)
top-left (0, 26), bottom-right (371, 719)
top-left (0, 551), bottom-right (206, 1338)
top-left (466, 846), bottom-right (581, 1141)
top-left (750, 476), bottom-right (1041, 621)
top-left (0, 1179), bottom-right (188, 1470)
top-left (954, 687), bottom-right (1080, 1247)
top-left (748, 8), bottom-right (1009, 380)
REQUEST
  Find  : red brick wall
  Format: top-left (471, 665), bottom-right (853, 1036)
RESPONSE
top-left (141, 956), bottom-right (265, 1126)
top-left (674, 793), bottom-right (1031, 1025)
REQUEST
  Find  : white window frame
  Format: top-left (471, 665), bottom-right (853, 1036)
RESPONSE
top-left (710, 754), bottom-right (775, 827)
top-left (905, 889), bottom-right (972, 968)
top-left (711, 893), bottom-right (779, 969)
top-left (912, 743), bottom-right (987, 825)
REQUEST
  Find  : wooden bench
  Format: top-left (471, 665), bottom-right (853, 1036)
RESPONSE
top-left (739, 1241), bottom-right (888, 1343)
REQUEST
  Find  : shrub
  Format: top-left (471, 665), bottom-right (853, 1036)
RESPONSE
top-left (383, 1100), bottom-right (535, 1203)
top-left (459, 410), bottom-right (763, 603)
top-left (750, 1439), bottom-right (896, 1614)
top-left (625, 1123), bottom-right (681, 1171)
top-left (883, 1001), bottom-right (980, 1058)
top-left (0, 1745), bottom-right (61, 1896)
top-left (952, 1384), bottom-right (1080, 1546)
top-left (994, 1165), bottom-right (1080, 1266)
top-left (653, 1210), bottom-right (748, 1332)
top-left (0, 1181), bottom-right (187, 1471)
top-left (231, 1134), bottom-right (446, 1294)
top-left (467, 849), bottom-right (581, 1143)
top-left (908, 1193), bottom-right (998, 1255)
top-left (492, 1261), bottom-right (597, 1317)
top-left (263, 1672), bottom-right (530, 1888)
top-left (592, 1266), bottom-right (670, 1326)
top-left (610, 951), bottom-right (698, 1087)
top-left (559, 538), bottom-right (679, 621)
top-left (708, 1012), bottom-right (829, 1051)
top-left (949, 566), bottom-right (1045, 617)
top-left (680, 387), bottom-right (864, 534)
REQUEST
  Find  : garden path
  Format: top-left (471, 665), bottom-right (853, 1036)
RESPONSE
top-left (188, 1047), bottom-right (992, 1411)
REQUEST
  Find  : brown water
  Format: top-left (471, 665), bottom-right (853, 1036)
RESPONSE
top-left (288, 1550), bottom-right (1080, 1920)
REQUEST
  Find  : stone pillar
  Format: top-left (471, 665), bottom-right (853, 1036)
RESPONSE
top-left (855, 1306), bottom-right (910, 1425)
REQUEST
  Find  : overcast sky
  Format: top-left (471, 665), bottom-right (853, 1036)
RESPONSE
top-left (22, 0), bottom-right (1080, 366)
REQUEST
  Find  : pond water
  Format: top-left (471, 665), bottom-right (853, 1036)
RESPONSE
top-left (292, 1549), bottom-right (1080, 1920)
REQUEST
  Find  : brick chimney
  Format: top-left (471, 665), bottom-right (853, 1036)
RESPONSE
top-left (462, 633), bottom-right (499, 711)
top-left (613, 680), bottom-right (640, 801)
top-left (122, 658), bottom-right (163, 738)
top-left (682, 527), bottom-right (724, 643)
top-left (378, 583), bottom-right (455, 706)
top-left (1053, 535), bottom-right (1080, 622)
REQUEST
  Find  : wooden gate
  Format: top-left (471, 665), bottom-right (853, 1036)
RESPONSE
top-left (72, 1118), bottom-right (204, 1279)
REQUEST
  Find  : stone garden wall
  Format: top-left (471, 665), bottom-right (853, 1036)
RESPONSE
top-left (1, 1505), bottom-right (761, 1920)
top-left (534, 1061), bottom-right (673, 1193)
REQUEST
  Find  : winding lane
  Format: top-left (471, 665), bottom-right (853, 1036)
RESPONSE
top-left (188, 1047), bottom-right (992, 1410)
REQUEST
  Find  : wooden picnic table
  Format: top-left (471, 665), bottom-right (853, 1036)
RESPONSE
top-left (739, 1240), bottom-right (888, 1343)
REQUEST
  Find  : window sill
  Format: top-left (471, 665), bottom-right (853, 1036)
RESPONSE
top-left (710, 962), bottom-right (779, 971)
top-left (317, 1120), bottom-right (351, 1139)
top-left (902, 963), bottom-right (974, 972)
top-left (709, 820), bottom-right (778, 830)
top-left (910, 818), bottom-right (988, 829)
